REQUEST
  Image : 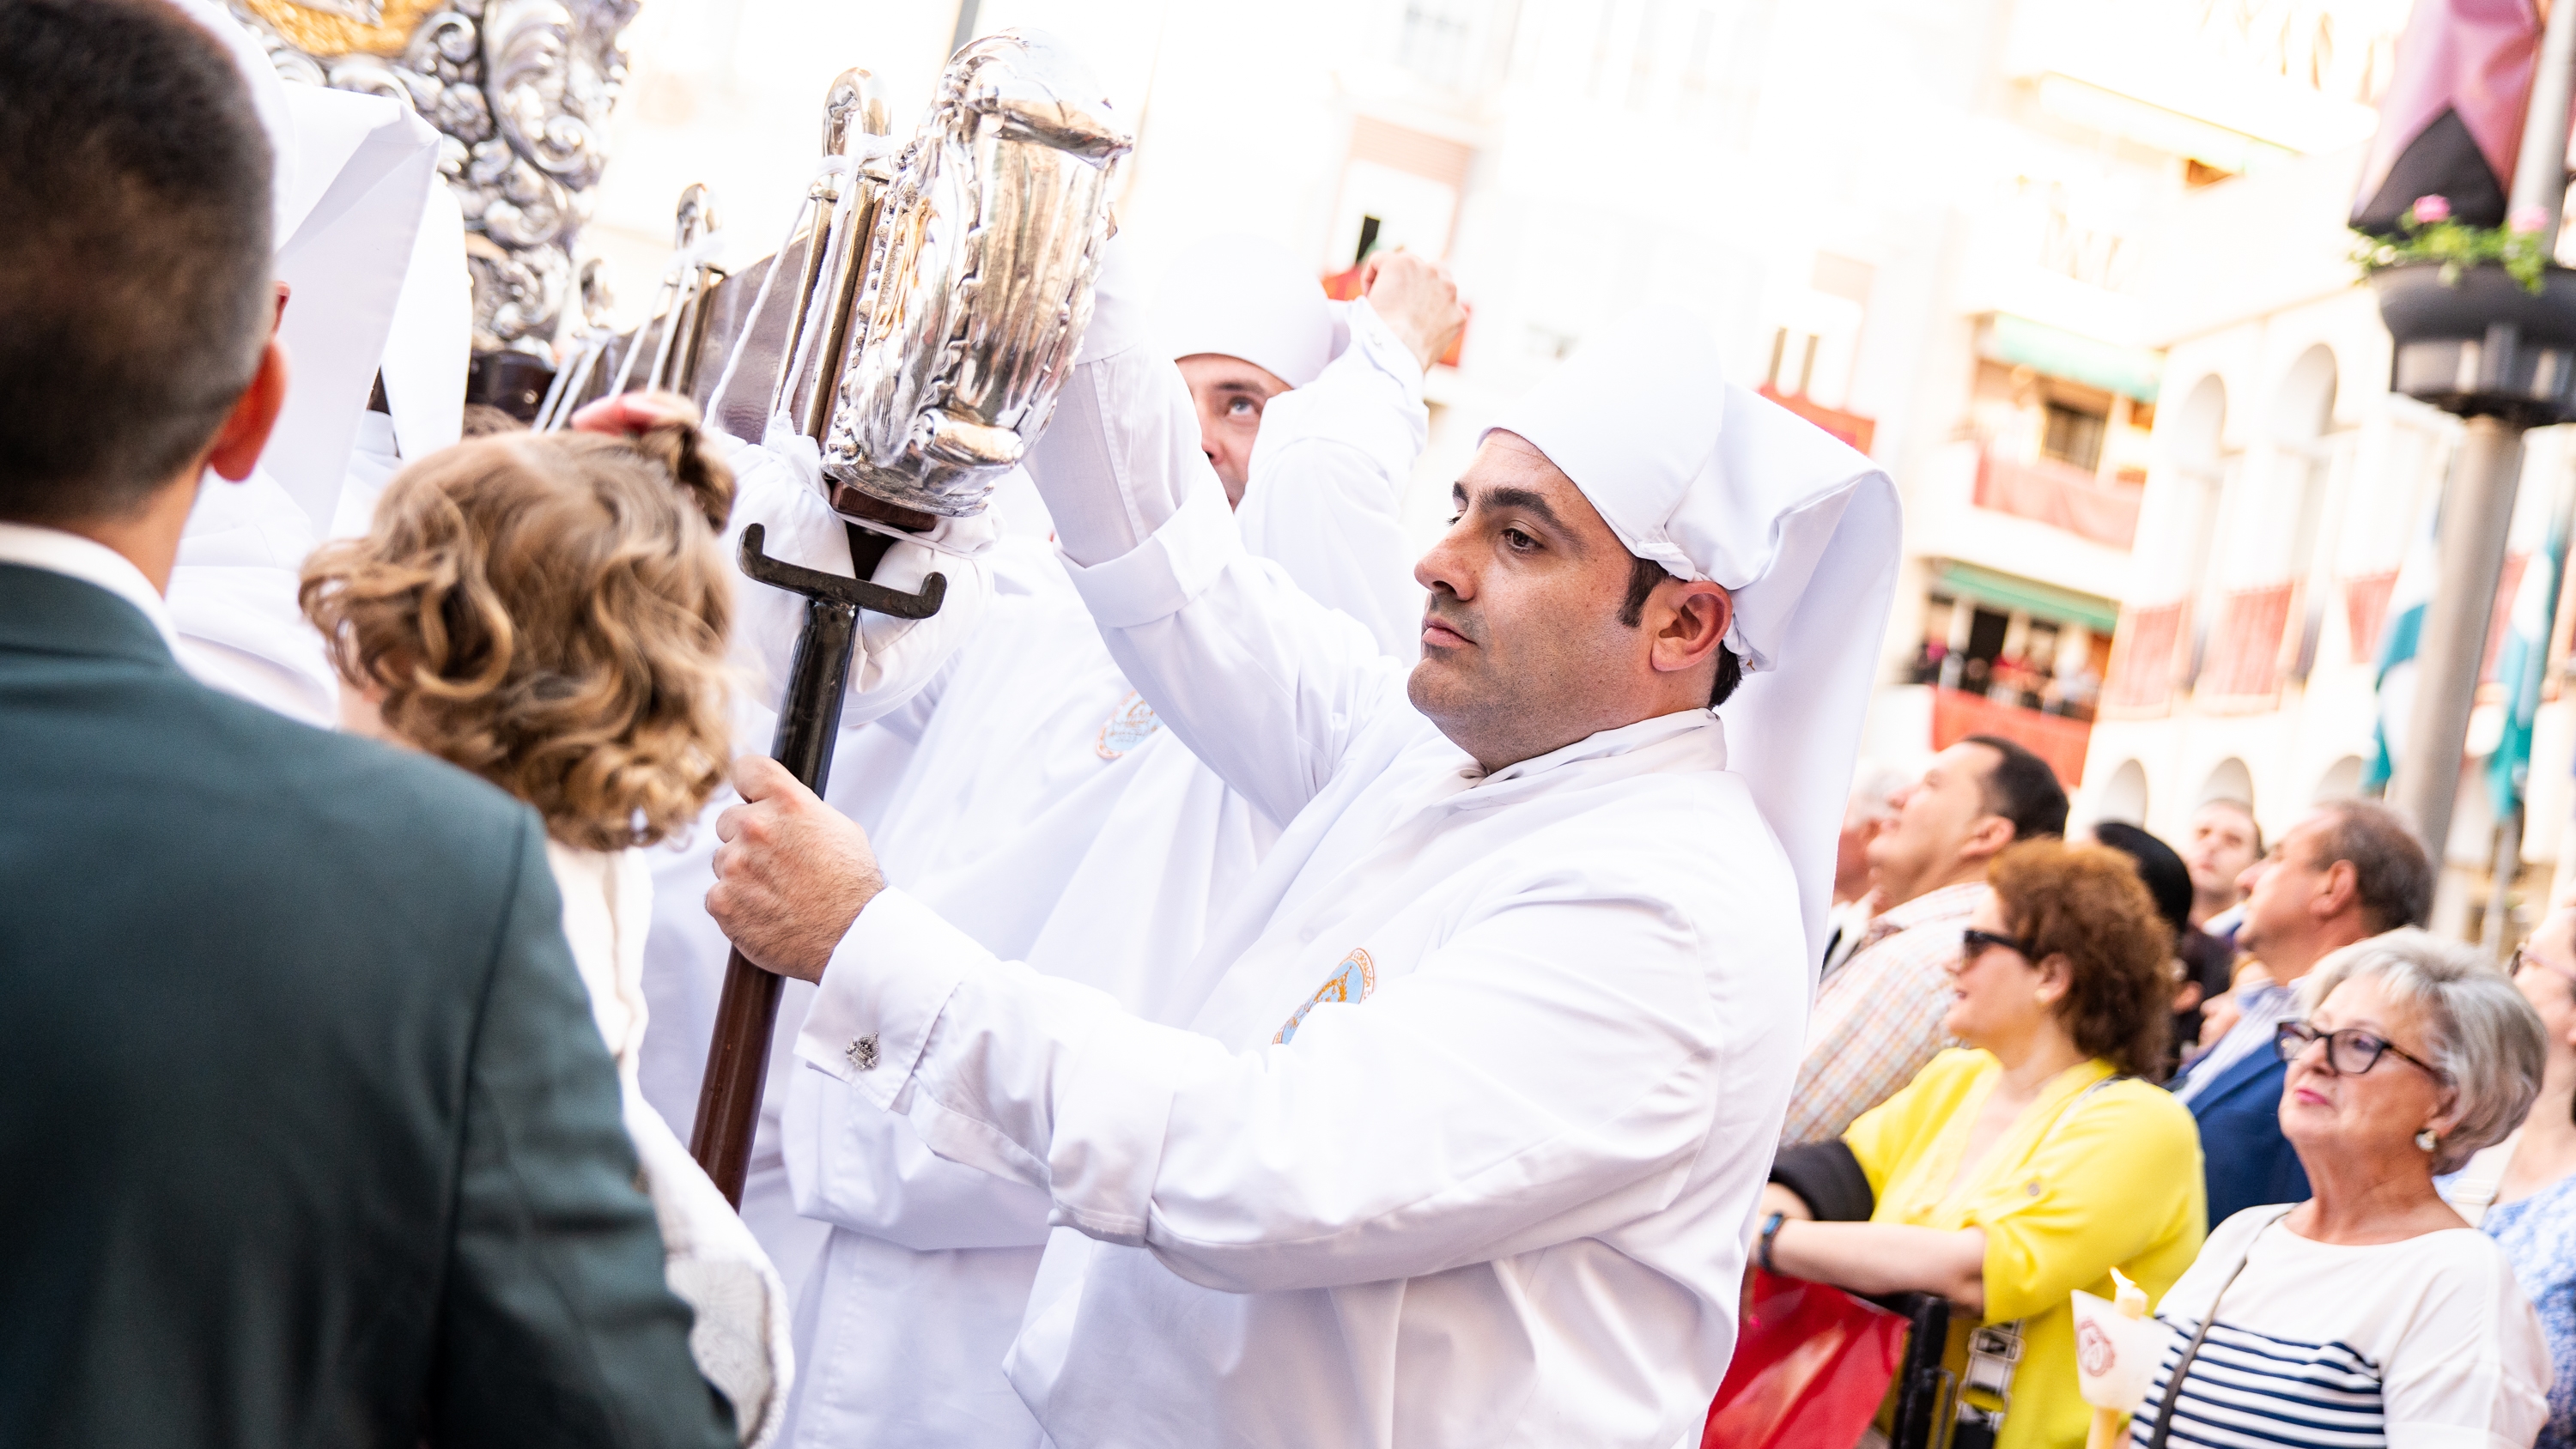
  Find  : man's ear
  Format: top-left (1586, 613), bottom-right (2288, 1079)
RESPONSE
top-left (1649, 580), bottom-right (1733, 675)
top-left (206, 336), bottom-right (289, 483)
top-left (2313, 858), bottom-right (2360, 922)
top-left (1960, 813), bottom-right (2017, 862)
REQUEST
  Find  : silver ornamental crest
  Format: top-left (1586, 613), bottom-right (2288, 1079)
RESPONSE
top-left (223, 0), bottom-right (638, 359)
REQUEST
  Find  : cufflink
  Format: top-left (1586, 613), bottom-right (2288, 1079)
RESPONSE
top-left (847, 1034), bottom-right (880, 1072)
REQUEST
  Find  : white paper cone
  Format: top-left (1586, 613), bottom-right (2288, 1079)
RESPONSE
top-left (2071, 1289), bottom-right (2161, 1412)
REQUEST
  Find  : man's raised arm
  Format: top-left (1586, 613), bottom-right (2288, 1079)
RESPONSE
top-left (1026, 257), bottom-right (1423, 828)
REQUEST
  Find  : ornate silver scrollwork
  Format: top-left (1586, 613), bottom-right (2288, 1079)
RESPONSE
top-left (226, 0), bottom-right (639, 358)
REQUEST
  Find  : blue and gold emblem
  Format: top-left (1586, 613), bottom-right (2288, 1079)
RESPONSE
top-left (1094, 690), bottom-right (1161, 760)
top-left (1274, 949), bottom-right (1376, 1044)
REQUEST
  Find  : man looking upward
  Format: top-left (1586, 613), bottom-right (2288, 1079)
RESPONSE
top-left (704, 291), bottom-right (1900, 1447)
top-left (755, 236), bottom-right (1462, 1449)
top-left (2184, 796), bottom-right (2263, 939)
top-left (1782, 735), bottom-right (2069, 1145)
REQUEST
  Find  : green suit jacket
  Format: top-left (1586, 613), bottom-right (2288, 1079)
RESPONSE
top-left (0, 561), bottom-right (734, 1449)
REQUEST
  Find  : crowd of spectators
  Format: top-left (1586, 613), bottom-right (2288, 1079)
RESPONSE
top-left (1756, 751), bottom-right (2570, 1449)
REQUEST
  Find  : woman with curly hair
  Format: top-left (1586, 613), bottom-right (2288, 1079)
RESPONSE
top-left (1756, 840), bottom-right (2207, 1449)
top-left (299, 394), bottom-right (790, 1445)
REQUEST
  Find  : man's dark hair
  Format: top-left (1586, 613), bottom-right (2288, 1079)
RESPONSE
top-left (0, 0), bottom-right (273, 524)
top-left (1960, 733), bottom-right (2069, 840)
top-left (2309, 799), bottom-right (2434, 933)
top-left (1621, 553), bottom-right (1743, 707)
top-left (2090, 820), bottom-right (2193, 934)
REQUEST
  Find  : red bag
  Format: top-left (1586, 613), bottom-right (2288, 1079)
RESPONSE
top-left (1702, 1270), bottom-right (1908, 1449)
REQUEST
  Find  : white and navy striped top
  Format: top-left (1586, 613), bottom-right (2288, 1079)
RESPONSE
top-left (2129, 1204), bottom-right (2549, 1448)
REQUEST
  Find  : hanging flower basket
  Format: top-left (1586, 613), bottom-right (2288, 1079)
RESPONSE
top-left (2372, 262), bottom-right (2576, 426)
top-left (2361, 195), bottom-right (2576, 425)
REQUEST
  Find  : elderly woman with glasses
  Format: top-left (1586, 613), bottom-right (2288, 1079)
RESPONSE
top-left (1758, 840), bottom-right (2205, 1449)
top-left (2126, 929), bottom-right (2550, 1448)
top-left (2433, 906), bottom-right (2576, 1449)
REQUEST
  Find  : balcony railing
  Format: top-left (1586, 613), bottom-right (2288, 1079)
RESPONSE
top-left (1930, 688), bottom-right (2093, 787)
top-left (1972, 451), bottom-right (2143, 550)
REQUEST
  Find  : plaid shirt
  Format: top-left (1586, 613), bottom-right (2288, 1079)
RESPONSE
top-left (1779, 880), bottom-right (1989, 1147)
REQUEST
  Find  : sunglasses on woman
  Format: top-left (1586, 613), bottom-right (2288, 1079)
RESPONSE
top-left (2272, 1020), bottom-right (2444, 1079)
top-left (1960, 928), bottom-right (2032, 961)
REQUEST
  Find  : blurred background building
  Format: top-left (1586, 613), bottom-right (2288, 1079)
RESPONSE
top-left (568, 0), bottom-right (2575, 940)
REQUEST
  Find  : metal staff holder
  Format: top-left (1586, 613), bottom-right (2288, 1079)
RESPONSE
top-left (687, 521), bottom-right (945, 1204)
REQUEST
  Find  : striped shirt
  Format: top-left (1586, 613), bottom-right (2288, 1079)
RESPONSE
top-left (2128, 1204), bottom-right (2549, 1449)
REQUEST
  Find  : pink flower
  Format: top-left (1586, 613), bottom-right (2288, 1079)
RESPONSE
top-left (2512, 203), bottom-right (2553, 233)
top-left (2411, 195), bottom-right (2452, 224)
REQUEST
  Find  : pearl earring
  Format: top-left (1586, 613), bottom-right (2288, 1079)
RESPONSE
top-left (2415, 1128), bottom-right (2439, 1152)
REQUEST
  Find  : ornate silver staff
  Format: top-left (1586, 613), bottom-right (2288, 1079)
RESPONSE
top-left (663, 33), bottom-right (1130, 1204)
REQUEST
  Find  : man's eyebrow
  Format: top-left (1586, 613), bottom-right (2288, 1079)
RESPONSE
top-left (1477, 485), bottom-right (1570, 533)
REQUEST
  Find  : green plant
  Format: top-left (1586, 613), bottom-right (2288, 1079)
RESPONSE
top-left (2352, 196), bottom-right (2553, 293)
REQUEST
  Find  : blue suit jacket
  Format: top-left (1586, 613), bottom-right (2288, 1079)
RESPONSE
top-left (2171, 1043), bottom-right (2311, 1227)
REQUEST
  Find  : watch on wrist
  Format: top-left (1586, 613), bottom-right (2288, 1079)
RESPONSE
top-left (1757, 1210), bottom-right (1787, 1274)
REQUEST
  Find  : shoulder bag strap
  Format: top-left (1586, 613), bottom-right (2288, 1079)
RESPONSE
top-left (2145, 1216), bottom-right (2277, 1449)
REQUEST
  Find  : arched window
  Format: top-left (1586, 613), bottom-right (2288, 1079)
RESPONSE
top-left (2312, 755), bottom-right (2365, 803)
top-left (2098, 759), bottom-right (2149, 826)
top-left (2199, 757), bottom-right (2257, 816)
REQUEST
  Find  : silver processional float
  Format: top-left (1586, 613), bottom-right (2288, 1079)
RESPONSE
top-left (540, 33), bottom-right (1132, 1202)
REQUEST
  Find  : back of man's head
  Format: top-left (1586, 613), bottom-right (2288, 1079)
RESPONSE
top-left (0, 0), bottom-right (272, 525)
top-left (2313, 799), bottom-right (2434, 934)
top-left (1962, 734), bottom-right (2069, 841)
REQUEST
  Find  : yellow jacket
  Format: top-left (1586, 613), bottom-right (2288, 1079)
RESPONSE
top-left (1844, 1050), bottom-right (2206, 1449)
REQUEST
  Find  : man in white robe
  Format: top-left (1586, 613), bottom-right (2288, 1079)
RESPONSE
top-left (634, 237), bottom-right (1465, 1447)
top-left (702, 260), bottom-right (1901, 1447)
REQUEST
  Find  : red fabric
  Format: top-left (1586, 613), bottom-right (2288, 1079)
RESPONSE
top-left (2200, 583), bottom-right (2295, 700)
top-left (1972, 453), bottom-right (2141, 549)
top-left (1702, 1270), bottom-right (1907, 1449)
top-left (1929, 688), bottom-right (2093, 786)
top-left (2106, 601), bottom-right (2185, 712)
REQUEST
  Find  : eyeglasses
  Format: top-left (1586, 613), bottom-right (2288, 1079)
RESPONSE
top-left (1961, 928), bottom-right (2034, 961)
top-left (2272, 1020), bottom-right (2445, 1080)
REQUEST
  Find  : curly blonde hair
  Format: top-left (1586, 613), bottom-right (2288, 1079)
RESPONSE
top-left (300, 417), bottom-right (737, 852)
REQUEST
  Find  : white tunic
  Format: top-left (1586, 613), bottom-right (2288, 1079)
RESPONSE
top-left (543, 842), bottom-right (796, 1448)
top-left (787, 466), bottom-right (1807, 1446)
top-left (759, 306), bottom-right (1430, 1449)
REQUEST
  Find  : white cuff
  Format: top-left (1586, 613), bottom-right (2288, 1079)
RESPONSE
top-left (1056, 475), bottom-right (1241, 630)
top-left (794, 887), bottom-right (981, 1112)
top-left (1346, 296), bottom-right (1429, 409)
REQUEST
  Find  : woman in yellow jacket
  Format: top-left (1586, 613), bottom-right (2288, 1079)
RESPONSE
top-left (1757, 840), bottom-right (2206, 1449)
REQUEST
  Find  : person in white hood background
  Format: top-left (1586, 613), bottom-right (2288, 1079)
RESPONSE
top-left (702, 242), bottom-right (1900, 1449)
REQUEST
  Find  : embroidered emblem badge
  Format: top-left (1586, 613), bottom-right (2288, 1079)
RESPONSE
top-left (1274, 949), bottom-right (1376, 1045)
top-left (1094, 690), bottom-right (1161, 760)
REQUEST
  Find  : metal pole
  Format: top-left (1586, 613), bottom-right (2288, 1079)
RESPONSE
top-left (2511, 0), bottom-right (2576, 232)
top-left (2392, 416), bottom-right (2525, 879)
top-left (2483, 810), bottom-right (2525, 956)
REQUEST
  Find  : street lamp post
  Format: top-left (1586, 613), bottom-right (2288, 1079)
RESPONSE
top-left (2379, 0), bottom-right (2576, 892)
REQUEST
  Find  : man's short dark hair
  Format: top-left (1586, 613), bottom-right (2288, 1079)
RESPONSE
top-left (1959, 733), bottom-right (2069, 840)
top-left (1621, 553), bottom-right (1743, 707)
top-left (0, 0), bottom-right (274, 524)
top-left (2309, 799), bottom-right (2434, 933)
